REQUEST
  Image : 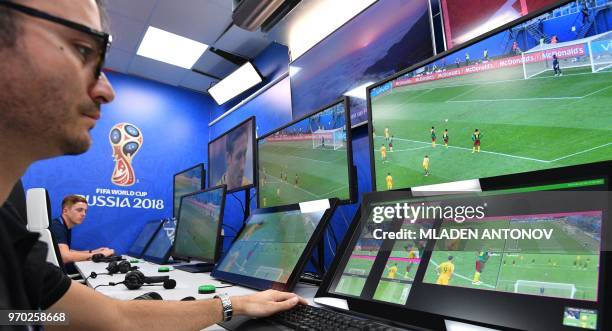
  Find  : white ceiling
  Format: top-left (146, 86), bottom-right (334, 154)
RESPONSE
top-left (104, 0), bottom-right (274, 94)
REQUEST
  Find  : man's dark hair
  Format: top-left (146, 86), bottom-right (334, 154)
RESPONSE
top-left (61, 195), bottom-right (87, 210)
top-left (0, 0), bottom-right (109, 49)
top-left (226, 124), bottom-right (249, 154)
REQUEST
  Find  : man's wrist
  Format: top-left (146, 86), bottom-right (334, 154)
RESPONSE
top-left (229, 296), bottom-right (244, 315)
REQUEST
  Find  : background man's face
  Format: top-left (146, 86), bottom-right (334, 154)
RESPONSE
top-left (0, 0), bottom-right (114, 160)
top-left (226, 133), bottom-right (248, 188)
top-left (63, 202), bottom-right (88, 226)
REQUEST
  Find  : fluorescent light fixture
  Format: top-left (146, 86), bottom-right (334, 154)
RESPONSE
top-left (208, 62), bottom-right (263, 105)
top-left (288, 0), bottom-right (376, 60)
top-left (137, 26), bottom-right (208, 68)
top-left (344, 81), bottom-right (374, 100)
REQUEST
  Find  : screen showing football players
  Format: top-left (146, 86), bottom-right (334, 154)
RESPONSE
top-left (258, 101), bottom-right (351, 208)
top-left (369, 1), bottom-right (612, 191)
top-left (215, 208), bottom-right (326, 284)
top-left (173, 165), bottom-right (204, 218)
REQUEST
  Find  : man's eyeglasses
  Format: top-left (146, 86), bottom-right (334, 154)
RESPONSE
top-left (0, 1), bottom-right (111, 79)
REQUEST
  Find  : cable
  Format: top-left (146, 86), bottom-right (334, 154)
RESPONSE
top-left (339, 206), bottom-right (350, 229)
top-left (230, 192), bottom-right (246, 215)
top-left (94, 283), bottom-right (115, 290)
top-left (223, 224), bottom-right (240, 235)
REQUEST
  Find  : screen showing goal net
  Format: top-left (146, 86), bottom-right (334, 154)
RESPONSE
top-left (258, 100), bottom-right (352, 208)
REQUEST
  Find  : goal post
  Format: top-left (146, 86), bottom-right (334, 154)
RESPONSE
top-left (522, 40), bottom-right (592, 79)
top-left (589, 31), bottom-right (612, 73)
top-left (312, 127), bottom-right (345, 150)
top-left (514, 280), bottom-right (576, 298)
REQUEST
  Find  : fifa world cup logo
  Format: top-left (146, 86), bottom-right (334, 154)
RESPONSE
top-left (109, 123), bottom-right (143, 186)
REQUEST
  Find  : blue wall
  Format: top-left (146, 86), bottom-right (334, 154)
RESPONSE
top-left (22, 72), bottom-right (214, 254)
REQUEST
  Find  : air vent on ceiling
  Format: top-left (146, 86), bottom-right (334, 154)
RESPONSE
top-left (232, 0), bottom-right (297, 32)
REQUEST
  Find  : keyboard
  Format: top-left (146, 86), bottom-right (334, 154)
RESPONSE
top-left (268, 304), bottom-right (406, 330)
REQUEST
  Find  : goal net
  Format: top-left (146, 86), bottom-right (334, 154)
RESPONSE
top-left (312, 127), bottom-right (344, 150)
top-left (589, 31), bottom-right (612, 73)
top-left (522, 31), bottom-right (612, 79)
top-left (514, 280), bottom-right (576, 298)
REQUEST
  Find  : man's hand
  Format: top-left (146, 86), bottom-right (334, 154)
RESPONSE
top-left (231, 290), bottom-right (307, 318)
top-left (99, 248), bottom-right (114, 257)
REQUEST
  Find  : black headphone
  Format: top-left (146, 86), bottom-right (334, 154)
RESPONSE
top-left (106, 261), bottom-right (138, 274)
top-left (120, 270), bottom-right (176, 290)
top-left (92, 253), bottom-right (123, 263)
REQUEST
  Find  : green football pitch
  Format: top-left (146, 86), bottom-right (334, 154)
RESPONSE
top-left (371, 66), bottom-right (612, 191)
top-left (258, 140), bottom-right (350, 207)
top-left (174, 202), bottom-right (219, 258)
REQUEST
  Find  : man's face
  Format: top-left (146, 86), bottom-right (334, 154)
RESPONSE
top-left (225, 133), bottom-right (248, 188)
top-left (0, 0), bottom-right (115, 160)
top-left (63, 202), bottom-right (88, 226)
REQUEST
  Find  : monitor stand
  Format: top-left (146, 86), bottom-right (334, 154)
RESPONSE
top-left (175, 262), bottom-right (215, 273)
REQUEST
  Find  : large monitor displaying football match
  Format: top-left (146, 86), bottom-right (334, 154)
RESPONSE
top-left (173, 164), bottom-right (205, 218)
top-left (257, 98), bottom-right (354, 208)
top-left (368, 1), bottom-right (612, 192)
top-left (208, 117), bottom-right (256, 192)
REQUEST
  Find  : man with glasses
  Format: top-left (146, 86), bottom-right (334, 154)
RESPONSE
top-left (0, 1), bottom-right (305, 330)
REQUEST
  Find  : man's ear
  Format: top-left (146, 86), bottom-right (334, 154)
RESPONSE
top-left (62, 207), bottom-right (69, 215)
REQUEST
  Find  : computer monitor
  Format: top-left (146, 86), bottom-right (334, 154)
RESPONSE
top-left (142, 218), bottom-right (176, 264)
top-left (172, 185), bottom-right (226, 272)
top-left (126, 220), bottom-right (163, 259)
top-left (315, 161), bottom-right (611, 331)
top-left (211, 200), bottom-right (338, 291)
top-left (367, 0), bottom-right (612, 192)
top-left (208, 117), bottom-right (256, 192)
top-left (257, 98), bottom-right (355, 208)
top-left (173, 163), bottom-right (205, 218)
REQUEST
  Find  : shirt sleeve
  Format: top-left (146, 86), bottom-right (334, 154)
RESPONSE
top-left (23, 241), bottom-right (72, 310)
top-left (49, 220), bottom-right (68, 246)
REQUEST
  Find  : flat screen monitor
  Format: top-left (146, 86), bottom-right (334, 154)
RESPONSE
top-left (127, 220), bottom-right (163, 259)
top-left (173, 164), bottom-right (205, 218)
top-left (315, 161), bottom-right (611, 331)
top-left (368, 0), bottom-right (612, 192)
top-left (142, 218), bottom-right (176, 264)
top-left (173, 185), bottom-right (226, 263)
top-left (208, 117), bottom-right (256, 192)
top-left (211, 200), bottom-right (337, 291)
top-left (257, 98), bottom-right (355, 208)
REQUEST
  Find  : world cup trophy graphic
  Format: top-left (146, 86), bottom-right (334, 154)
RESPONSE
top-left (109, 123), bottom-right (143, 186)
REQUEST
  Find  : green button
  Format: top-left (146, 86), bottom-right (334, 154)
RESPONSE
top-left (198, 285), bottom-right (216, 294)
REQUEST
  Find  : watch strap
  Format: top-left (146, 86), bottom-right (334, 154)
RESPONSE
top-left (214, 293), bottom-right (233, 322)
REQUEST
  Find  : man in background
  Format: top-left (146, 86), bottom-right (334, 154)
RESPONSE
top-left (50, 194), bottom-right (114, 273)
top-left (217, 125), bottom-right (251, 190)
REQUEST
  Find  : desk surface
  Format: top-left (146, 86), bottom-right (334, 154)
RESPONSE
top-left (75, 258), bottom-right (319, 331)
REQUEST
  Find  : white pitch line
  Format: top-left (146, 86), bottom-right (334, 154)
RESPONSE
top-left (319, 185), bottom-right (349, 197)
top-left (288, 154), bottom-right (332, 164)
top-left (265, 174), bottom-right (319, 198)
top-left (580, 85), bottom-right (612, 98)
top-left (429, 259), bottom-right (496, 289)
top-left (447, 96), bottom-right (582, 103)
top-left (548, 142), bottom-right (612, 162)
top-left (445, 85), bottom-right (481, 102)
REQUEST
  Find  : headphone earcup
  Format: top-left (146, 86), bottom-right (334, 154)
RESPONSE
top-left (118, 261), bottom-right (131, 273)
top-left (163, 279), bottom-right (176, 290)
top-left (124, 270), bottom-right (145, 290)
top-left (106, 261), bottom-right (119, 274)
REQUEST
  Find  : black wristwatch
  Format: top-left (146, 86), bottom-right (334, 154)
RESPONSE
top-left (214, 293), bottom-right (233, 322)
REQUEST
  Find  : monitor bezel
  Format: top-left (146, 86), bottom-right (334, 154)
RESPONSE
top-left (256, 97), bottom-right (356, 208)
top-left (142, 218), bottom-right (176, 265)
top-left (126, 219), bottom-right (164, 259)
top-left (366, 0), bottom-right (574, 192)
top-left (172, 185), bottom-right (227, 264)
top-left (172, 163), bottom-right (205, 218)
top-left (207, 116), bottom-right (258, 193)
top-left (315, 161), bottom-right (611, 330)
top-left (211, 199), bottom-right (339, 291)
